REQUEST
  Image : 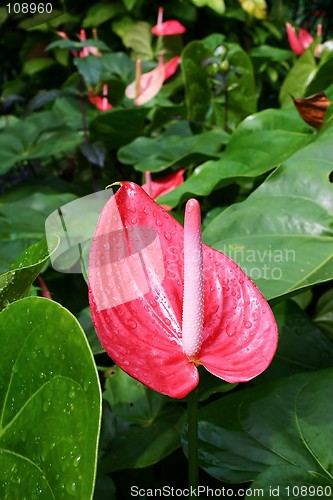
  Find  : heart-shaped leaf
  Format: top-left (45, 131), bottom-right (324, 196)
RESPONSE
top-left (0, 297), bottom-right (101, 498)
top-left (158, 107), bottom-right (312, 207)
top-left (0, 236), bottom-right (59, 311)
top-left (99, 367), bottom-right (185, 471)
top-left (183, 369), bottom-right (333, 484)
top-left (202, 116), bottom-right (333, 300)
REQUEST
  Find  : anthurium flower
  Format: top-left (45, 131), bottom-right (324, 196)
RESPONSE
top-left (89, 84), bottom-right (113, 111)
top-left (125, 55), bottom-right (181, 105)
top-left (151, 7), bottom-right (186, 36)
top-left (163, 56), bottom-right (181, 81)
top-left (88, 182), bottom-right (278, 399)
top-left (286, 22), bottom-right (314, 55)
top-left (125, 59), bottom-right (165, 106)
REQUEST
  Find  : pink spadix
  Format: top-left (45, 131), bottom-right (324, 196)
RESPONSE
top-left (182, 199), bottom-right (204, 358)
top-left (88, 182), bottom-right (278, 398)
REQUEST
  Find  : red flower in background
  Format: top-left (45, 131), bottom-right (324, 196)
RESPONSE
top-left (88, 84), bottom-right (113, 111)
top-left (88, 182), bottom-right (278, 398)
top-left (151, 7), bottom-right (186, 36)
top-left (286, 22), bottom-right (314, 55)
top-left (142, 170), bottom-right (185, 202)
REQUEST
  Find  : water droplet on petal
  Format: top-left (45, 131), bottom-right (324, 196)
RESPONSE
top-left (244, 321), bottom-right (252, 329)
top-left (156, 219), bottom-right (163, 226)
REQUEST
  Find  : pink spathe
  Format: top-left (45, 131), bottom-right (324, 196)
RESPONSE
top-left (88, 182), bottom-right (278, 398)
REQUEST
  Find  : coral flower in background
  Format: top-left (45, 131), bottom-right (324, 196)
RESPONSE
top-left (88, 84), bottom-right (113, 111)
top-left (286, 22), bottom-right (314, 55)
top-left (125, 55), bottom-right (181, 106)
top-left (151, 6), bottom-right (186, 36)
top-left (88, 182), bottom-right (278, 399)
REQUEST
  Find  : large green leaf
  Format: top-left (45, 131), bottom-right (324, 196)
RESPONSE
top-left (202, 115), bottom-right (333, 300)
top-left (223, 43), bottom-right (257, 130)
top-left (279, 50), bottom-right (316, 107)
top-left (313, 288), bottom-right (333, 341)
top-left (99, 367), bottom-right (185, 471)
top-left (248, 465), bottom-right (333, 499)
top-left (262, 300), bottom-right (333, 380)
top-left (181, 41), bottom-right (212, 130)
top-left (0, 236), bottom-right (59, 311)
top-left (118, 129), bottom-right (228, 173)
top-left (158, 107), bottom-right (313, 207)
top-left (0, 297), bottom-right (101, 498)
top-left (0, 111), bottom-right (83, 174)
top-left (90, 108), bottom-right (150, 150)
top-left (0, 190), bottom-right (76, 273)
top-left (183, 369), bottom-right (333, 485)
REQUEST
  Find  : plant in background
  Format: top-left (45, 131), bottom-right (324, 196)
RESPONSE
top-left (125, 6), bottom-right (185, 105)
top-left (1, 0), bottom-right (333, 497)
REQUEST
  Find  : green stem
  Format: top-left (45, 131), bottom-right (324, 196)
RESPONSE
top-left (187, 386), bottom-right (199, 494)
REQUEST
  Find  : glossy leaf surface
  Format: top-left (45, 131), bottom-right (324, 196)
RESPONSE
top-left (0, 236), bottom-right (58, 311)
top-left (118, 129), bottom-right (227, 173)
top-left (158, 107), bottom-right (312, 207)
top-left (99, 366), bottom-right (185, 471)
top-left (88, 182), bottom-right (277, 398)
top-left (203, 117), bottom-right (333, 300)
top-left (0, 297), bottom-right (101, 499)
top-left (183, 369), bottom-right (333, 484)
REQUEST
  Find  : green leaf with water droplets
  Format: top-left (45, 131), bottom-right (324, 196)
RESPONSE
top-left (0, 236), bottom-right (59, 311)
top-left (0, 297), bottom-right (101, 498)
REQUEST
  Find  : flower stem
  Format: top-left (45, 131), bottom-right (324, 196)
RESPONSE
top-left (187, 386), bottom-right (199, 494)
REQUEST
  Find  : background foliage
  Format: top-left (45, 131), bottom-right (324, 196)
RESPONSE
top-left (1, 0), bottom-right (333, 498)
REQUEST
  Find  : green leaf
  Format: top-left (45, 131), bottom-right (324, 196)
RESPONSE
top-left (121, 0), bottom-right (137, 10)
top-left (74, 56), bottom-right (103, 87)
top-left (0, 111), bottom-right (83, 174)
top-left (22, 57), bottom-right (55, 75)
top-left (181, 41), bottom-right (212, 130)
top-left (100, 52), bottom-right (134, 82)
top-left (118, 129), bottom-right (228, 173)
top-left (0, 236), bottom-right (59, 311)
top-left (0, 190), bottom-right (77, 273)
top-left (119, 21), bottom-right (153, 60)
top-left (83, 3), bottom-right (123, 27)
top-left (279, 50), bottom-right (316, 107)
top-left (77, 307), bottom-right (104, 355)
top-left (100, 368), bottom-right (185, 471)
top-left (104, 366), bottom-right (166, 425)
top-left (79, 141), bottom-right (106, 168)
top-left (306, 56), bottom-right (333, 96)
top-left (158, 107), bottom-right (313, 207)
top-left (262, 300), bottom-right (333, 380)
top-left (90, 108), bottom-right (150, 150)
top-left (313, 288), bottom-right (333, 341)
top-left (248, 465), bottom-right (333, 499)
top-left (250, 45), bottom-right (292, 62)
top-left (223, 43), bottom-right (257, 129)
top-left (184, 369), bottom-right (333, 484)
top-left (0, 297), bottom-right (101, 498)
top-left (202, 117), bottom-right (333, 300)
top-left (191, 0), bottom-right (225, 14)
